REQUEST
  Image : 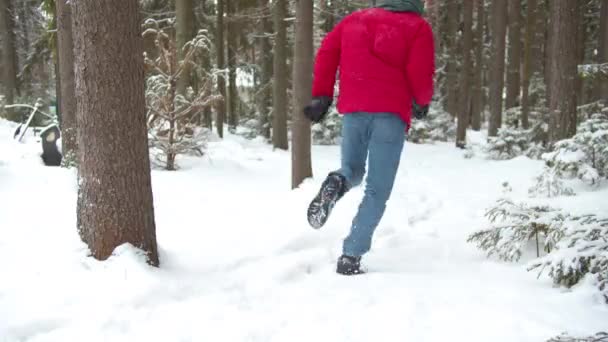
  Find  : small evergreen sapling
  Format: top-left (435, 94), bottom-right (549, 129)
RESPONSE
top-left (546, 332), bottom-right (608, 342)
top-left (528, 215), bottom-right (608, 302)
top-left (466, 199), bottom-right (566, 262)
top-left (540, 113), bottom-right (608, 186)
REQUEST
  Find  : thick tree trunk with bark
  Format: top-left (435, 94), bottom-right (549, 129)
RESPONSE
top-left (456, 0), bottom-right (474, 147)
top-left (56, 0), bottom-right (77, 163)
top-left (471, 0), bottom-right (485, 131)
top-left (488, 0), bottom-right (507, 137)
top-left (272, 0), bottom-right (288, 150)
top-left (216, 0), bottom-right (226, 138)
top-left (505, 0), bottom-right (522, 111)
top-left (0, 0), bottom-right (18, 121)
top-left (291, 0), bottom-right (313, 189)
top-left (176, 0), bottom-right (195, 96)
top-left (72, 0), bottom-right (159, 266)
top-left (548, 0), bottom-right (578, 142)
top-left (226, 0), bottom-right (238, 130)
top-left (521, 0), bottom-right (537, 129)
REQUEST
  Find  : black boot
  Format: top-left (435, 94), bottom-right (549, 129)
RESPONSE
top-left (307, 172), bottom-right (346, 229)
top-left (336, 255), bottom-right (364, 275)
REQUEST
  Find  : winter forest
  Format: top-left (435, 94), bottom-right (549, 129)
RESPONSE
top-left (1, 0), bottom-right (608, 341)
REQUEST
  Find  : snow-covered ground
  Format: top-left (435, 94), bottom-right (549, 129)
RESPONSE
top-left (1, 119), bottom-right (607, 342)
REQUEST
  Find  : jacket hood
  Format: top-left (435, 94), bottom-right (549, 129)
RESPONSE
top-left (377, 0), bottom-right (424, 14)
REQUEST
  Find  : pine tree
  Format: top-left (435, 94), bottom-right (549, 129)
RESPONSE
top-left (73, 0), bottom-right (159, 265)
top-left (291, 0), bottom-right (313, 189)
top-left (56, 0), bottom-right (77, 165)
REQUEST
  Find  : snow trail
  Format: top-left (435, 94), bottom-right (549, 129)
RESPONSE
top-left (1, 121), bottom-right (607, 342)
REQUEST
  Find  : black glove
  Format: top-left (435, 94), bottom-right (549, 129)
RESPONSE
top-left (412, 102), bottom-right (429, 120)
top-left (304, 96), bottom-right (333, 123)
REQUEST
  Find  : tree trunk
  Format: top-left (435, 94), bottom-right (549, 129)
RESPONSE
top-left (576, 3), bottom-right (587, 105)
top-left (445, 0), bottom-right (459, 116)
top-left (72, 0), bottom-right (159, 266)
top-left (471, 0), bottom-right (485, 131)
top-left (456, 0), bottom-right (474, 148)
top-left (521, 0), bottom-right (537, 129)
top-left (226, 0), bottom-right (238, 130)
top-left (258, 0), bottom-right (273, 139)
top-left (505, 0), bottom-right (522, 112)
top-left (198, 0), bottom-right (212, 129)
top-left (56, 0), bottom-right (77, 164)
top-left (272, 0), bottom-right (288, 150)
top-left (548, 0), bottom-right (578, 142)
top-left (292, 0), bottom-right (313, 189)
top-left (595, 0), bottom-right (608, 101)
top-left (0, 0), bottom-right (18, 121)
top-left (488, 0), bottom-right (507, 137)
top-left (216, 0), bottom-right (226, 138)
top-left (176, 0), bottom-right (195, 96)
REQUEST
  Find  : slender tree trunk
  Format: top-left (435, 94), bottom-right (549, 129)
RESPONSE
top-left (445, 0), bottom-right (459, 116)
top-left (471, 0), bottom-right (484, 131)
top-left (456, 0), bottom-right (474, 147)
top-left (548, 0), bottom-right (578, 142)
top-left (505, 0), bottom-right (522, 112)
top-left (488, 0), bottom-right (507, 137)
top-left (595, 0), bottom-right (608, 101)
top-left (521, 0), bottom-right (537, 129)
top-left (576, 4), bottom-right (587, 105)
top-left (226, 0), bottom-right (238, 129)
top-left (0, 0), bottom-right (18, 121)
top-left (176, 0), bottom-right (195, 96)
top-left (198, 0), bottom-right (212, 129)
top-left (56, 0), bottom-right (78, 164)
top-left (72, 0), bottom-right (159, 266)
top-left (258, 0), bottom-right (273, 139)
top-left (272, 0), bottom-right (288, 150)
top-left (292, 0), bottom-right (313, 189)
top-left (216, 0), bottom-right (226, 138)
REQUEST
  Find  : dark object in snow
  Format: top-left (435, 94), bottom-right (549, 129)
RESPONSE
top-left (13, 124), bottom-right (21, 139)
top-left (307, 172), bottom-right (346, 229)
top-left (303, 96), bottom-right (333, 123)
top-left (40, 125), bottom-right (62, 166)
top-left (336, 255), bottom-right (365, 275)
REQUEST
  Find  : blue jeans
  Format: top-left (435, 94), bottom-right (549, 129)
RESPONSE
top-left (334, 112), bottom-right (406, 257)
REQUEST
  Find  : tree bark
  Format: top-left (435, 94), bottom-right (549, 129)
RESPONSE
top-left (595, 0), bottom-right (608, 101)
top-left (226, 0), bottom-right (238, 130)
top-left (0, 0), bottom-right (18, 121)
top-left (72, 0), bottom-right (159, 266)
top-left (548, 0), bottom-right (578, 142)
top-left (56, 0), bottom-right (77, 163)
top-left (216, 0), bottom-right (226, 138)
top-left (456, 0), bottom-right (474, 147)
top-left (505, 0), bottom-right (522, 111)
top-left (445, 0), bottom-right (459, 116)
top-left (471, 0), bottom-right (485, 131)
top-left (272, 0), bottom-right (288, 150)
top-left (521, 0), bottom-right (537, 129)
top-left (292, 0), bottom-right (313, 189)
top-left (176, 0), bottom-right (195, 96)
top-left (488, 0), bottom-right (507, 137)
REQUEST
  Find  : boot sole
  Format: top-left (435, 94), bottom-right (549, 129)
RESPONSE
top-left (307, 182), bottom-right (339, 229)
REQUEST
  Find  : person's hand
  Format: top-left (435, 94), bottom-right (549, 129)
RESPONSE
top-left (304, 96), bottom-right (333, 123)
top-left (413, 102), bottom-right (429, 120)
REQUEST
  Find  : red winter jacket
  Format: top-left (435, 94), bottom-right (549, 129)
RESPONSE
top-left (312, 8), bottom-right (435, 128)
